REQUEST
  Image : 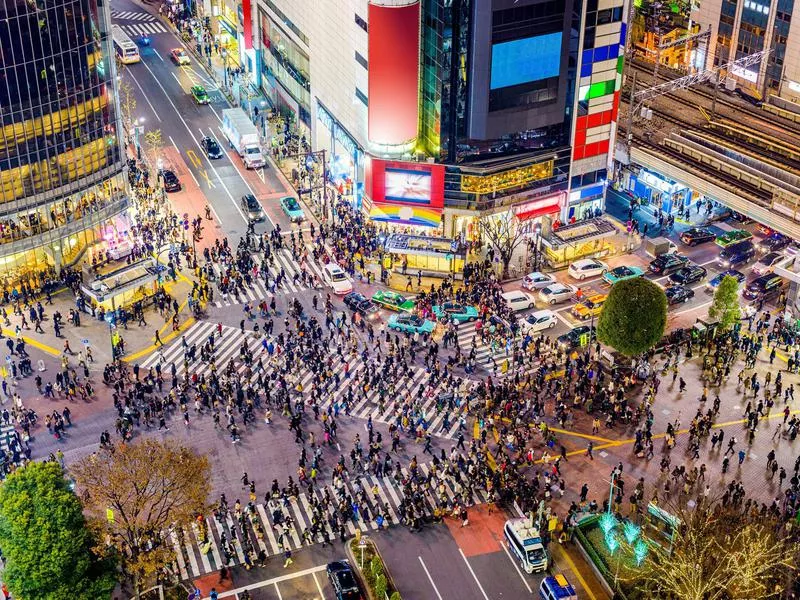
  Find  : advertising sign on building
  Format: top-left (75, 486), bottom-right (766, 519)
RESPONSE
top-left (364, 158), bottom-right (445, 228)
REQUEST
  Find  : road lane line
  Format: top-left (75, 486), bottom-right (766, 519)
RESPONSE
top-left (152, 48), bottom-right (163, 61)
top-left (139, 59), bottom-right (251, 224)
top-left (312, 572), bottom-right (325, 598)
top-left (674, 300), bottom-right (712, 315)
top-left (273, 582), bottom-right (283, 600)
top-left (125, 70), bottom-right (162, 122)
top-left (418, 556), bottom-right (444, 600)
top-left (459, 548), bottom-right (490, 600)
top-left (500, 542), bottom-right (534, 594)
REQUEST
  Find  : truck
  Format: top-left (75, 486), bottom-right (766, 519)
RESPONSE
top-left (221, 108), bottom-right (265, 169)
top-left (645, 236), bottom-right (677, 258)
top-left (504, 518), bottom-right (548, 573)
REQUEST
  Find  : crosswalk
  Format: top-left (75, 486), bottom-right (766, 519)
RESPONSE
top-left (140, 320), bottom-right (473, 439)
top-left (210, 248), bottom-right (328, 308)
top-left (0, 424), bottom-right (19, 459)
top-left (111, 10), bottom-right (156, 21)
top-left (119, 22), bottom-right (168, 36)
top-left (169, 466), bottom-right (490, 580)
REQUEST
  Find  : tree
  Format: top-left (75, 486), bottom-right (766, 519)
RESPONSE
top-left (708, 274), bottom-right (741, 329)
top-left (479, 213), bottom-right (526, 278)
top-left (597, 277), bottom-right (667, 356)
top-left (118, 76), bottom-right (137, 135)
top-left (143, 128), bottom-right (164, 169)
top-left (0, 461), bottom-right (116, 600)
top-left (71, 440), bottom-right (210, 597)
top-left (633, 504), bottom-right (795, 600)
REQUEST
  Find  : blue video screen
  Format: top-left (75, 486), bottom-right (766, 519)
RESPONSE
top-left (490, 33), bottom-right (563, 90)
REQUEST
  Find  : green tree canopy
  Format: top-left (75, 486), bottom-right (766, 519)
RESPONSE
top-left (597, 277), bottom-right (667, 356)
top-left (708, 274), bottom-right (742, 329)
top-left (0, 461), bottom-right (116, 600)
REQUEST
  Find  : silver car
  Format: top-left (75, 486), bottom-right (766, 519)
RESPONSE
top-left (522, 271), bottom-right (556, 290)
top-left (538, 283), bottom-right (577, 305)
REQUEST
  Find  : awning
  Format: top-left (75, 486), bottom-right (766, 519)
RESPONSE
top-left (383, 233), bottom-right (466, 258)
top-left (514, 195), bottom-right (561, 221)
top-left (369, 204), bottom-right (442, 228)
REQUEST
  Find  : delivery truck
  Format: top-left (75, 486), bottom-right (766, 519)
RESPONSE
top-left (221, 108), bottom-right (265, 169)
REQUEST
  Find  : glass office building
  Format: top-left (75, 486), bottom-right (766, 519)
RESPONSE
top-left (0, 0), bottom-right (128, 294)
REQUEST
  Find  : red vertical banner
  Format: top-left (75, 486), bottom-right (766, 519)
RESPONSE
top-left (367, 2), bottom-right (420, 146)
top-left (242, 0), bottom-right (252, 49)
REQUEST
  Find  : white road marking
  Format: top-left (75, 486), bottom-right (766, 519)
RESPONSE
top-left (500, 542), bottom-right (534, 594)
top-left (139, 59), bottom-right (251, 224)
top-left (312, 572), bottom-right (325, 597)
top-left (459, 548), bottom-right (490, 600)
top-left (152, 48), bottom-right (163, 61)
top-left (273, 582), bottom-right (283, 600)
top-left (418, 556), bottom-right (444, 600)
top-left (674, 300), bottom-right (712, 315)
top-left (124, 70), bottom-right (162, 122)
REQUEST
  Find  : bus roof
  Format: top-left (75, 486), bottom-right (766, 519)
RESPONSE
top-left (505, 518), bottom-right (543, 547)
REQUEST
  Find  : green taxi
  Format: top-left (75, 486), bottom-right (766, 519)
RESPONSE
top-left (372, 290), bottom-right (415, 313)
top-left (191, 85), bottom-right (209, 105)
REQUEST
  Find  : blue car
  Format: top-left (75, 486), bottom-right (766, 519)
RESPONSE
top-left (602, 265), bottom-right (644, 285)
top-left (388, 314), bottom-right (435, 335)
top-left (706, 269), bottom-right (746, 291)
top-left (279, 196), bottom-right (305, 222)
top-left (138, 33), bottom-right (151, 46)
top-left (432, 302), bottom-right (479, 323)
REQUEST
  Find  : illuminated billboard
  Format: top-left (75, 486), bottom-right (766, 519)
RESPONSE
top-left (367, 1), bottom-right (421, 145)
top-left (490, 33), bottom-right (563, 90)
top-left (365, 158), bottom-right (445, 227)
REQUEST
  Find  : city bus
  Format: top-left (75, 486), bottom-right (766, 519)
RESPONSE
top-left (111, 25), bottom-right (140, 64)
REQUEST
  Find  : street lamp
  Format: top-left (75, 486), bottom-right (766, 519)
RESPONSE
top-left (221, 48), bottom-right (228, 91)
top-left (133, 117), bottom-right (145, 160)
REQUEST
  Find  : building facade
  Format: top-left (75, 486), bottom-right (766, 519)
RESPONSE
top-left (202, 0), bottom-right (627, 243)
top-left (692, 0), bottom-right (800, 101)
top-left (0, 0), bottom-right (128, 293)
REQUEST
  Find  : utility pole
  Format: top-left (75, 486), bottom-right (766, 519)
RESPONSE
top-left (627, 70), bottom-right (637, 152)
top-left (711, 70), bottom-right (721, 118)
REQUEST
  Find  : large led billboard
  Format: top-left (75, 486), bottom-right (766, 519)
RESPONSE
top-left (490, 32), bottom-right (563, 90)
top-left (367, 1), bottom-right (421, 145)
top-left (365, 158), bottom-right (444, 227)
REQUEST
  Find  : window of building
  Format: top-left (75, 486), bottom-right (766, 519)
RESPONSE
top-left (355, 51), bottom-right (368, 70)
top-left (263, 0), bottom-right (309, 45)
top-left (355, 88), bottom-right (368, 106)
top-left (355, 13), bottom-right (368, 32)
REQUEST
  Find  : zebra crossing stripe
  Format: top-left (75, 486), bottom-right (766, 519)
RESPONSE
top-left (170, 530), bottom-right (189, 581)
top-left (112, 10), bottom-right (155, 21)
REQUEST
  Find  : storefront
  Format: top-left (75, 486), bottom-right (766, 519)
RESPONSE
top-left (540, 217), bottom-right (619, 268)
top-left (212, 1), bottom-right (240, 67)
top-left (381, 233), bottom-right (466, 276)
top-left (626, 168), bottom-right (692, 215)
top-left (315, 102), bottom-right (363, 207)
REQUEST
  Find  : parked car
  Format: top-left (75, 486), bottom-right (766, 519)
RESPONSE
top-left (568, 259), bottom-right (608, 280)
top-left (521, 310), bottom-right (558, 333)
top-left (432, 302), bottom-right (479, 323)
top-left (669, 264), bottom-right (707, 285)
top-left (372, 290), bottom-right (415, 312)
top-left (571, 294), bottom-right (607, 320)
top-left (159, 169), bottom-right (181, 192)
top-left (201, 136), bottom-right (223, 159)
top-left (279, 196), bottom-right (305, 222)
top-left (757, 232), bottom-right (791, 253)
top-left (557, 325), bottom-right (595, 349)
top-left (602, 265), bottom-right (645, 285)
top-left (326, 560), bottom-right (364, 600)
top-left (665, 285), bottom-right (695, 305)
top-left (706, 269), bottom-right (746, 291)
top-left (322, 263), bottom-right (352, 295)
top-left (522, 271), bottom-right (556, 290)
top-left (190, 84), bottom-right (209, 104)
top-left (742, 274), bottom-right (785, 302)
top-left (387, 314), bottom-right (435, 335)
top-left (538, 283), bottom-right (576, 305)
top-left (717, 240), bottom-right (756, 268)
top-left (680, 227), bottom-right (715, 246)
top-left (501, 290), bottom-right (536, 312)
top-left (715, 229), bottom-right (753, 248)
top-left (170, 47), bottom-right (190, 65)
top-left (751, 251), bottom-right (784, 276)
top-left (240, 194), bottom-right (264, 222)
top-left (649, 253), bottom-right (689, 275)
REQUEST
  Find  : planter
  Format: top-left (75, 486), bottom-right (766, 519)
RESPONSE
top-left (345, 535), bottom-right (401, 600)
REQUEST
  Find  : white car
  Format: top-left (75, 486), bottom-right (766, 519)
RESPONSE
top-left (501, 290), bottom-right (536, 312)
top-left (521, 310), bottom-right (558, 333)
top-left (538, 283), bottom-right (577, 305)
top-left (568, 258), bottom-right (608, 280)
top-left (751, 251), bottom-right (784, 276)
top-left (522, 272), bottom-right (556, 290)
top-left (322, 263), bottom-right (352, 295)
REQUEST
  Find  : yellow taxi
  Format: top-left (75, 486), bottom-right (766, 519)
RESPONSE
top-left (571, 293), bottom-right (607, 320)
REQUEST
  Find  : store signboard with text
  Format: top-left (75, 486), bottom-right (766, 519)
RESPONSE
top-left (365, 158), bottom-right (445, 228)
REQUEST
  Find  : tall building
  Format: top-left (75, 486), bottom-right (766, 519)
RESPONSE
top-left (0, 0), bottom-right (128, 293)
top-left (225, 0), bottom-right (626, 245)
top-left (692, 0), bottom-right (800, 101)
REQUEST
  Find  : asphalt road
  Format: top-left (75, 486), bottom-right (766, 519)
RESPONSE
top-left (113, 0), bottom-right (296, 240)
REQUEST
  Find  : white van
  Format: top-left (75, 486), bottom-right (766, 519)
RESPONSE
top-left (504, 518), bottom-right (548, 573)
top-left (501, 290), bottom-right (535, 312)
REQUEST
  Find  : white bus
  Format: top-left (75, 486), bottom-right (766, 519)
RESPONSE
top-left (111, 25), bottom-right (140, 64)
top-left (504, 518), bottom-right (548, 573)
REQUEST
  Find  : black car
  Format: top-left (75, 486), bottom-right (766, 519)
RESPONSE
top-left (355, 299), bottom-right (379, 320)
top-left (743, 274), bottom-right (785, 301)
top-left (201, 136), bottom-right (223, 159)
top-left (718, 240), bottom-right (756, 268)
top-left (240, 194), bottom-right (265, 222)
top-left (343, 292), bottom-right (368, 310)
top-left (757, 232), bottom-right (791, 253)
top-left (557, 325), bottom-right (595, 349)
top-left (649, 252), bottom-right (689, 275)
top-left (159, 169), bottom-right (181, 192)
top-left (665, 285), bottom-right (695, 305)
top-left (669, 264), bottom-right (707, 285)
top-left (327, 560), bottom-right (363, 600)
top-left (680, 227), bottom-right (715, 246)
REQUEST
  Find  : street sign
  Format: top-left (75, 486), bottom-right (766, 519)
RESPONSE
top-left (579, 333), bottom-right (590, 347)
top-left (82, 339), bottom-right (90, 347)
top-left (106, 508), bottom-right (114, 523)
top-left (5, 355), bottom-right (10, 364)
